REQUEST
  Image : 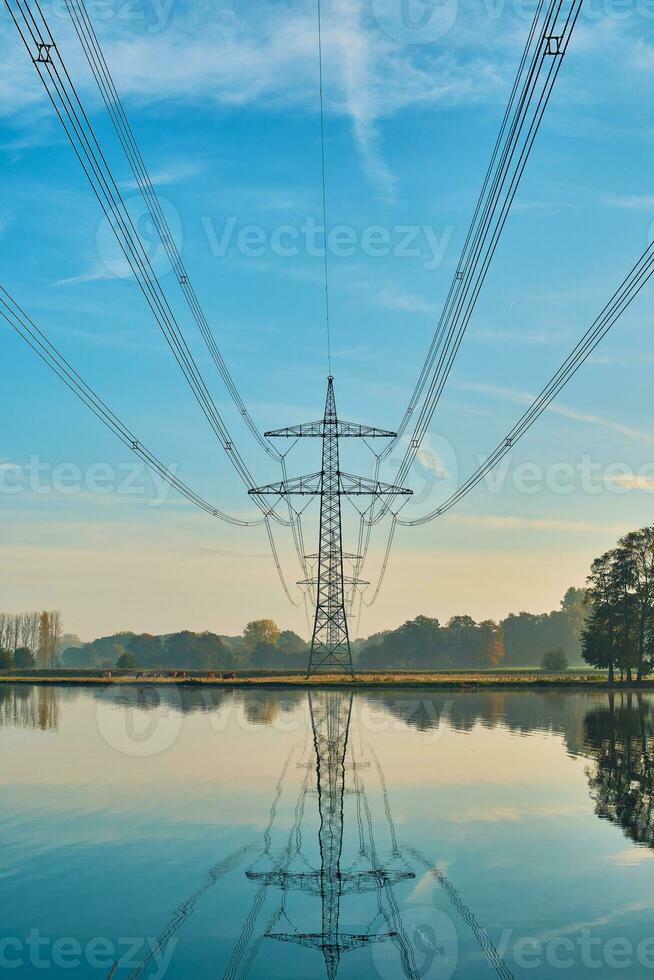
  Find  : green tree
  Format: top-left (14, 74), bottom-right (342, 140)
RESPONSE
top-left (164, 631), bottom-right (236, 669)
top-left (127, 634), bottom-right (163, 666)
top-left (250, 641), bottom-right (280, 667)
top-left (277, 631), bottom-right (307, 655)
top-left (581, 528), bottom-right (654, 683)
top-left (116, 652), bottom-right (136, 669)
top-left (243, 619), bottom-right (280, 651)
top-left (541, 648), bottom-right (568, 672)
top-left (583, 551), bottom-right (620, 682)
top-left (14, 647), bottom-right (36, 669)
top-left (0, 649), bottom-right (13, 671)
top-left (477, 620), bottom-right (505, 667)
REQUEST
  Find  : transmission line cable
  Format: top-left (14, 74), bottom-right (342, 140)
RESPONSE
top-left (5, 0), bottom-right (288, 527)
top-left (61, 0), bottom-right (282, 463)
top-left (0, 284), bottom-right (309, 599)
top-left (316, 0), bottom-right (331, 374)
top-left (398, 235), bottom-right (654, 525)
top-left (44, 0), bottom-right (314, 588)
top-left (7, 0), bottom-right (312, 603)
top-left (351, 0), bottom-right (582, 596)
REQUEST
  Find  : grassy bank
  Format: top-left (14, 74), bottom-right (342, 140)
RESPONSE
top-left (0, 669), bottom-right (647, 689)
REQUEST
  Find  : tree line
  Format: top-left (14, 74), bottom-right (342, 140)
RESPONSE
top-left (582, 526), bottom-right (654, 682)
top-left (355, 587), bottom-right (585, 670)
top-left (48, 590), bottom-right (585, 673)
top-left (59, 618), bottom-right (308, 671)
top-left (0, 610), bottom-right (63, 670)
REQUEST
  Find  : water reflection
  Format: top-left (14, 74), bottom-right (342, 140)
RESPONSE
top-left (583, 692), bottom-right (654, 848)
top-left (5, 684), bottom-right (654, 976)
top-left (0, 684), bottom-right (59, 730)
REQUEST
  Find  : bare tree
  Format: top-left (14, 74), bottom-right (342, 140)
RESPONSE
top-left (0, 611), bottom-right (48, 655)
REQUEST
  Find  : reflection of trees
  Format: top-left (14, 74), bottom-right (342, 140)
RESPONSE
top-left (90, 685), bottom-right (305, 720)
top-left (584, 694), bottom-right (654, 847)
top-left (372, 690), bottom-right (593, 752)
top-left (0, 684), bottom-right (59, 730)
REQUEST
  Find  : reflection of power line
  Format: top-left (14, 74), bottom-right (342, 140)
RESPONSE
top-left (362, 741), bottom-right (515, 980)
top-left (122, 744), bottom-right (299, 980)
top-left (125, 846), bottom-right (253, 980)
top-left (350, 745), bottom-right (420, 979)
top-left (223, 751), bottom-right (314, 980)
top-left (406, 848), bottom-right (514, 980)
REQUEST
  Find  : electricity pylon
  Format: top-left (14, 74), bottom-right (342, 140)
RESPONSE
top-left (250, 377), bottom-right (411, 675)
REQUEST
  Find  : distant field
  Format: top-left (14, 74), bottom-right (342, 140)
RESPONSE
top-left (0, 668), bottom-right (642, 689)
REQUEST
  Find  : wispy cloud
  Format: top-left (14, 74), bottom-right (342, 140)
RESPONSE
top-left (604, 473), bottom-right (654, 492)
top-left (448, 515), bottom-right (629, 533)
top-left (331, 0), bottom-right (397, 200)
top-left (610, 847), bottom-right (654, 867)
top-left (376, 287), bottom-right (437, 314)
top-left (0, 0), bottom-right (511, 197)
top-left (598, 191), bottom-right (654, 210)
top-left (54, 251), bottom-right (139, 286)
top-left (475, 328), bottom-right (567, 345)
top-left (456, 382), bottom-right (654, 443)
top-left (119, 160), bottom-right (205, 192)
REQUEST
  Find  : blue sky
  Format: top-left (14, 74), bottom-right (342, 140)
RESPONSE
top-left (1, 0), bottom-right (654, 640)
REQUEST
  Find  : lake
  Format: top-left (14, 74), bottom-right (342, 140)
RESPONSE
top-left (1, 684), bottom-right (653, 978)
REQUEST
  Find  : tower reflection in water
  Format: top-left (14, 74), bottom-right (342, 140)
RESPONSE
top-left (224, 690), bottom-right (513, 980)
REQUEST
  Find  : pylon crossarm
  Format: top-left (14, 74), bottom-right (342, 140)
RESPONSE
top-left (248, 471), bottom-right (323, 496)
top-left (336, 420), bottom-right (396, 438)
top-left (338, 471), bottom-right (412, 496)
top-left (265, 420), bottom-right (396, 439)
top-left (265, 420), bottom-right (325, 437)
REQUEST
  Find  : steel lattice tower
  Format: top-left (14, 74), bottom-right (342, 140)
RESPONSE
top-left (250, 377), bottom-right (411, 675)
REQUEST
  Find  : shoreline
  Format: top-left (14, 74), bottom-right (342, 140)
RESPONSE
top-left (0, 671), bottom-right (649, 690)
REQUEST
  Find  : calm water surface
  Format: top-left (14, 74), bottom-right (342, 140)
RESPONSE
top-left (1, 685), bottom-right (653, 979)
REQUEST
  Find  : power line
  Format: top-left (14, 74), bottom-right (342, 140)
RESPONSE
top-left (6, 0), bottom-right (316, 606)
top-left (5, 0), bottom-right (286, 525)
top-left (352, 0), bottom-right (582, 605)
top-left (0, 284), bottom-right (309, 600)
top-left (61, 0), bottom-right (281, 464)
top-left (0, 285), bottom-right (261, 526)
top-left (398, 233), bottom-right (654, 525)
top-left (60, 0), bottom-right (314, 590)
top-left (316, 0), bottom-right (332, 375)
top-left (385, 0), bottom-right (581, 483)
